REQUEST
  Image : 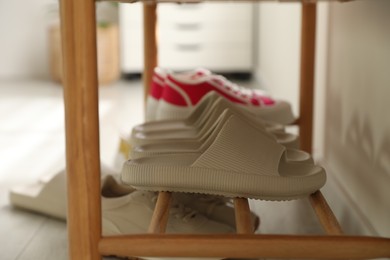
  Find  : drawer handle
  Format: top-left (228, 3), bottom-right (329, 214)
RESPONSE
top-left (175, 23), bottom-right (201, 30)
top-left (175, 3), bottom-right (203, 10)
top-left (176, 44), bottom-right (202, 51)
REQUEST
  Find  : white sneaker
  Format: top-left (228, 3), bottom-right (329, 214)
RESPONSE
top-left (101, 178), bottom-right (235, 260)
top-left (155, 71), bottom-right (295, 124)
top-left (9, 168), bottom-right (234, 235)
top-left (173, 193), bottom-right (260, 231)
top-left (9, 163), bottom-right (117, 220)
top-left (102, 175), bottom-right (235, 235)
top-left (146, 67), bottom-right (211, 122)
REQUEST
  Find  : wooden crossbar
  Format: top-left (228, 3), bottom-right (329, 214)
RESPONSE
top-left (112, 190), bottom-right (389, 259)
top-left (102, 0), bottom-right (351, 4)
top-left (99, 191), bottom-right (390, 259)
top-left (99, 234), bottom-right (390, 259)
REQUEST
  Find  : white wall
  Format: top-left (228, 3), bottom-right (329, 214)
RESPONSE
top-left (256, 0), bottom-right (390, 237)
top-left (255, 2), bottom-right (329, 157)
top-left (0, 1), bottom-right (117, 80)
top-left (0, 0), bottom-right (55, 79)
top-left (255, 3), bottom-right (301, 117)
top-left (324, 0), bottom-right (390, 237)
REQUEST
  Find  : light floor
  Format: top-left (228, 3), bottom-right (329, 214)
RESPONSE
top-left (0, 79), bottom-right (326, 260)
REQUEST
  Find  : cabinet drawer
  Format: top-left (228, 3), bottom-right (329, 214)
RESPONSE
top-left (120, 2), bottom-right (253, 24)
top-left (159, 3), bottom-right (253, 23)
top-left (159, 22), bottom-right (252, 45)
top-left (159, 45), bottom-right (252, 71)
top-left (119, 2), bottom-right (254, 72)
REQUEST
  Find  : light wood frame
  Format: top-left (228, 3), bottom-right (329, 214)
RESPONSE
top-left (59, 0), bottom-right (390, 259)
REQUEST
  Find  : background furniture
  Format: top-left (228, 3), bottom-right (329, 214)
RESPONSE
top-left (59, 0), bottom-right (390, 259)
top-left (120, 2), bottom-right (254, 74)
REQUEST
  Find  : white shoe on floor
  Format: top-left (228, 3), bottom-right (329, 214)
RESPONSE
top-left (9, 163), bottom-right (117, 220)
top-left (9, 167), bottom-right (234, 236)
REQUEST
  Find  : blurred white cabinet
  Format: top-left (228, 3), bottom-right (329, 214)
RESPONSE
top-left (119, 2), bottom-right (254, 73)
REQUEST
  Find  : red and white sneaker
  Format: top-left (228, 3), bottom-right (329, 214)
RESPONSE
top-left (156, 72), bottom-right (296, 124)
top-left (145, 67), bottom-right (211, 121)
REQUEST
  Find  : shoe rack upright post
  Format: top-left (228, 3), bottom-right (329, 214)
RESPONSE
top-left (299, 2), bottom-right (316, 153)
top-left (59, 0), bottom-right (390, 259)
top-left (143, 3), bottom-right (158, 102)
top-left (59, 0), bottom-right (101, 259)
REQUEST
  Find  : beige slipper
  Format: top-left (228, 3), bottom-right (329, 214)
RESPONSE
top-left (139, 92), bottom-right (222, 134)
top-left (131, 110), bottom-right (309, 164)
top-left (122, 114), bottom-right (326, 201)
top-left (9, 164), bottom-right (116, 220)
top-left (131, 97), bottom-right (298, 149)
top-left (134, 92), bottom-right (285, 136)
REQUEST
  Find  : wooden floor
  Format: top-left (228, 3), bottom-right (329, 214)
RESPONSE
top-left (0, 78), bottom-right (353, 260)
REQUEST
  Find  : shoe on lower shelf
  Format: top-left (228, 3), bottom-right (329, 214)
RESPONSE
top-left (9, 163), bottom-right (117, 220)
top-left (173, 193), bottom-right (260, 231)
top-left (102, 175), bottom-right (234, 236)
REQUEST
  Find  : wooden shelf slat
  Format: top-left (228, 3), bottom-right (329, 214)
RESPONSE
top-left (309, 191), bottom-right (344, 235)
top-left (234, 198), bottom-right (254, 234)
top-left (299, 1), bottom-right (316, 153)
top-left (148, 192), bottom-right (172, 233)
top-left (143, 2), bottom-right (158, 103)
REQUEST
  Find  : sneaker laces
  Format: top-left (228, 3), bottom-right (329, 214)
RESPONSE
top-left (214, 75), bottom-right (253, 98)
top-left (196, 194), bottom-right (233, 216)
top-left (151, 193), bottom-right (198, 222)
top-left (170, 203), bottom-right (198, 222)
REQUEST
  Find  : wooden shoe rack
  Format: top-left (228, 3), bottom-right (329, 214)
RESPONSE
top-left (59, 0), bottom-right (390, 259)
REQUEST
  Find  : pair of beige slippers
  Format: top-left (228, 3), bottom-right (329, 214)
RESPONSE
top-left (123, 92), bottom-right (326, 201)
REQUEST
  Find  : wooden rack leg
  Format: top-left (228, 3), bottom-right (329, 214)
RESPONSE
top-left (234, 198), bottom-right (254, 234)
top-left (59, 0), bottom-right (102, 259)
top-left (148, 192), bottom-right (172, 234)
top-left (143, 2), bottom-right (158, 103)
top-left (299, 2), bottom-right (317, 153)
top-left (309, 191), bottom-right (343, 235)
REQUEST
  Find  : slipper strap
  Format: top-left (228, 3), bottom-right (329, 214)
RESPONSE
top-left (192, 115), bottom-right (285, 176)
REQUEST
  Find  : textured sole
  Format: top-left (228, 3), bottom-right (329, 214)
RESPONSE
top-left (122, 164), bottom-right (324, 201)
top-left (130, 186), bottom-right (306, 202)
